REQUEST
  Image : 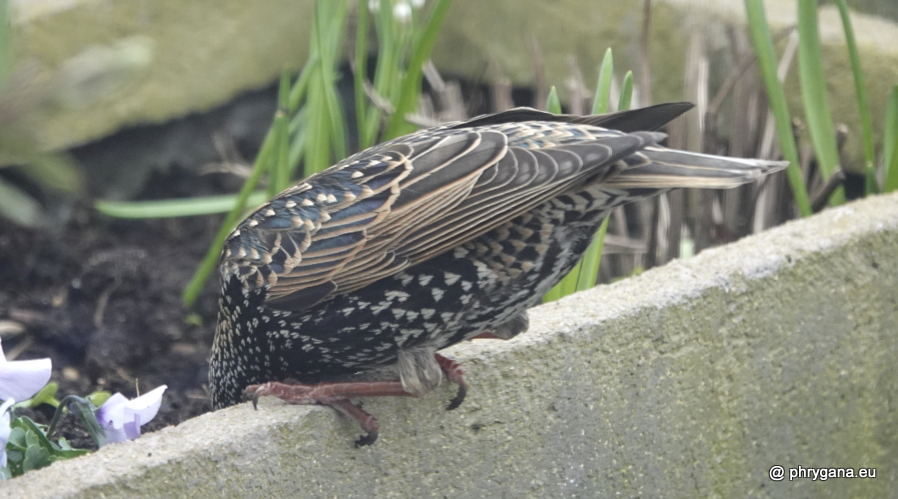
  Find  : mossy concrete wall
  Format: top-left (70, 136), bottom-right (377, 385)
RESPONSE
top-left (3, 193), bottom-right (897, 497)
top-left (12, 0), bottom-right (898, 168)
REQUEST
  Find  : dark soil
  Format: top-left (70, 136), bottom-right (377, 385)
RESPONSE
top-left (0, 176), bottom-right (226, 449)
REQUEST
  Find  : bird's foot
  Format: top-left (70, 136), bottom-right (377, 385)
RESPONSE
top-left (434, 353), bottom-right (467, 410)
top-left (244, 380), bottom-right (414, 446)
top-left (243, 354), bottom-right (470, 444)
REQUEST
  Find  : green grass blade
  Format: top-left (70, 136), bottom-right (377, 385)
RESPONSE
top-left (317, 0), bottom-right (349, 161)
top-left (592, 48), bottom-right (614, 114)
top-left (96, 191), bottom-right (269, 219)
top-left (744, 0), bottom-right (812, 216)
top-left (354, 0), bottom-right (371, 149)
top-left (575, 218), bottom-right (609, 290)
top-left (570, 67), bottom-right (638, 294)
top-left (833, 0), bottom-right (876, 194)
top-left (365, 1), bottom-right (400, 143)
top-left (273, 111), bottom-right (290, 192)
top-left (618, 71), bottom-right (634, 111)
top-left (797, 0), bottom-right (844, 205)
top-left (542, 86), bottom-right (566, 302)
top-left (268, 71), bottom-right (291, 197)
top-left (182, 132), bottom-right (275, 306)
top-left (383, 0), bottom-right (452, 139)
top-left (0, 178), bottom-right (41, 226)
top-left (883, 86), bottom-right (898, 192)
top-left (287, 106), bottom-right (308, 177)
top-left (276, 70), bottom-right (292, 191)
top-left (287, 54), bottom-right (315, 113)
top-left (546, 85), bottom-right (561, 114)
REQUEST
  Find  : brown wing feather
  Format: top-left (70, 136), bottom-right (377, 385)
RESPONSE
top-left (221, 121), bottom-right (662, 312)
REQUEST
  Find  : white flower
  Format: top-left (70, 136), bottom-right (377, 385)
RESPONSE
top-left (95, 385), bottom-right (167, 444)
top-left (410, 0), bottom-right (425, 8)
top-left (0, 398), bottom-right (13, 467)
top-left (393, 1), bottom-right (412, 23)
top-left (0, 338), bottom-right (52, 402)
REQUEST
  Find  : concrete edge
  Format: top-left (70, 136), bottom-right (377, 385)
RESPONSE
top-left (2, 191), bottom-right (897, 497)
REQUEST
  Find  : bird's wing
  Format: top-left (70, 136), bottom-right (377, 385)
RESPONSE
top-left (456, 102), bottom-right (694, 132)
top-left (221, 124), bottom-right (662, 312)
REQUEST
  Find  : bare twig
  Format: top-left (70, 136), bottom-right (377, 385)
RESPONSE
top-left (811, 170), bottom-right (846, 212)
top-left (528, 34), bottom-right (548, 109)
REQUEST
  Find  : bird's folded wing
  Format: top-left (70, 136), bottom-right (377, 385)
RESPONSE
top-left (221, 127), bottom-right (659, 311)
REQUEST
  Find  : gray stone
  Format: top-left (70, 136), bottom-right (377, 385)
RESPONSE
top-left (2, 191), bottom-right (896, 497)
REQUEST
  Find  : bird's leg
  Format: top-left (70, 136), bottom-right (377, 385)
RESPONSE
top-left (469, 331), bottom-right (502, 340)
top-left (244, 355), bottom-right (471, 444)
top-left (434, 353), bottom-right (467, 410)
top-left (244, 380), bottom-right (415, 446)
top-left (469, 313), bottom-right (530, 341)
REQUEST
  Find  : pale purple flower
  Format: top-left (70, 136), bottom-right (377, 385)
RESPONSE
top-left (0, 398), bottom-right (14, 467)
top-left (95, 385), bottom-right (167, 444)
top-left (0, 338), bottom-right (52, 402)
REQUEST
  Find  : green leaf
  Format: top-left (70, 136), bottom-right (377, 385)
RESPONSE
top-left (7, 427), bottom-right (25, 449)
top-left (575, 218), bottom-right (610, 290)
top-left (96, 191), bottom-right (269, 219)
top-left (268, 71), bottom-right (292, 197)
top-left (0, 178), bottom-right (42, 227)
top-left (87, 390), bottom-right (112, 407)
top-left (744, 0), bottom-right (812, 216)
top-left (22, 444), bottom-right (51, 472)
top-left (47, 396), bottom-right (106, 449)
top-left (618, 71), bottom-right (634, 111)
top-left (383, 0), bottom-right (452, 139)
top-left (797, 0), bottom-right (843, 205)
top-left (592, 48), bottom-right (614, 114)
top-left (832, 0), bottom-right (876, 194)
top-left (15, 382), bottom-right (60, 409)
top-left (182, 131), bottom-right (276, 306)
top-left (354, 0), bottom-right (371, 148)
top-left (883, 86), bottom-right (898, 193)
top-left (546, 86), bottom-right (561, 114)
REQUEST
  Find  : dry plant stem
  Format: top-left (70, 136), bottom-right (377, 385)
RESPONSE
top-left (528, 34), bottom-right (548, 109)
top-left (811, 170), bottom-right (846, 212)
top-left (639, 0), bottom-right (653, 106)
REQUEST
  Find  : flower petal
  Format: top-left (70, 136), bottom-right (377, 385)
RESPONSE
top-left (0, 398), bottom-right (14, 468)
top-left (96, 393), bottom-right (129, 430)
top-left (95, 386), bottom-right (166, 445)
top-left (123, 414), bottom-right (141, 440)
top-left (0, 357), bottom-right (51, 402)
top-left (121, 385), bottom-right (166, 430)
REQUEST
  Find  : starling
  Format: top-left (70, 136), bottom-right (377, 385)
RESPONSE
top-left (210, 103), bottom-right (786, 445)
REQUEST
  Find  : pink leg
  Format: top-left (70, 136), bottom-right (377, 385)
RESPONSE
top-left (245, 354), bottom-right (471, 445)
top-left (435, 353), bottom-right (467, 410)
top-left (244, 380), bottom-right (416, 446)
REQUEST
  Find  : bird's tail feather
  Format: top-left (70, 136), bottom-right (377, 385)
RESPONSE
top-left (604, 146), bottom-right (789, 189)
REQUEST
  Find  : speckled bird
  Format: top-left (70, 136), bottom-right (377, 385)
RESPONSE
top-left (210, 103), bottom-right (786, 445)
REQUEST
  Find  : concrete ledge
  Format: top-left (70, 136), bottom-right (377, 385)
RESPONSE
top-left (4, 192), bottom-right (898, 497)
